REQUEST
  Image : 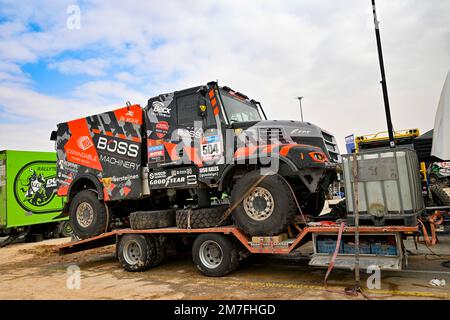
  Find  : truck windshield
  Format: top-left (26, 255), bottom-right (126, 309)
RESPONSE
top-left (220, 91), bottom-right (262, 123)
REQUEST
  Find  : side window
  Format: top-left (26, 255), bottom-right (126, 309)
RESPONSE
top-left (176, 94), bottom-right (203, 126)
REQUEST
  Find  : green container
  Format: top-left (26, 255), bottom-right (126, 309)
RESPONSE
top-left (0, 150), bottom-right (67, 232)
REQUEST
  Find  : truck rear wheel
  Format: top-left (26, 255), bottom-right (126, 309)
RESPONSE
top-left (118, 234), bottom-right (154, 272)
top-left (130, 209), bottom-right (176, 229)
top-left (231, 171), bottom-right (297, 236)
top-left (192, 233), bottom-right (240, 277)
top-left (69, 190), bottom-right (107, 239)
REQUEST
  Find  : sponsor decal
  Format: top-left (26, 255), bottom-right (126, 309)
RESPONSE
top-left (99, 154), bottom-right (141, 171)
top-left (199, 166), bottom-right (220, 179)
top-left (13, 161), bottom-right (63, 214)
top-left (148, 167), bottom-right (197, 188)
top-left (77, 136), bottom-right (93, 151)
top-left (97, 136), bottom-right (140, 158)
top-left (290, 128), bottom-right (312, 135)
top-left (148, 144), bottom-right (165, 163)
top-left (201, 135), bottom-right (222, 161)
top-left (156, 121), bottom-right (170, 138)
top-left (176, 127), bottom-right (203, 139)
top-left (152, 101), bottom-right (172, 117)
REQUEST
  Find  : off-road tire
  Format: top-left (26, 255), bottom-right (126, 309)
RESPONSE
top-left (149, 235), bottom-right (166, 267)
top-left (192, 233), bottom-right (240, 277)
top-left (175, 205), bottom-right (232, 229)
top-left (117, 234), bottom-right (166, 272)
top-left (231, 171), bottom-right (297, 236)
top-left (130, 209), bottom-right (176, 230)
top-left (430, 184), bottom-right (450, 206)
top-left (118, 234), bottom-right (154, 272)
top-left (69, 190), bottom-right (107, 239)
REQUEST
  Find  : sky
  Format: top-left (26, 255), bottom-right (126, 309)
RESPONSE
top-left (0, 0), bottom-right (449, 153)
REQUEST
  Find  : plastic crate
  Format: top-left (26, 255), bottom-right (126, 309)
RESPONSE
top-left (371, 243), bottom-right (397, 256)
top-left (343, 242), bottom-right (371, 254)
top-left (317, 239), bottom-right (343, 254)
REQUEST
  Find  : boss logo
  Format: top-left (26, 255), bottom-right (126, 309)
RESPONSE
top-left (97, 136), bottom-right (139, 158)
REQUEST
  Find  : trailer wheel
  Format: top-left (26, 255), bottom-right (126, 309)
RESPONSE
top-left (430, 184), bottom-right (450, 206)
top-left (69, 190), bottom-right (108, 239)
top-left (192, 233), bottom-right (240, 277)
top-left (175, 205), bottom-right (232, 229)
top-left (130, 209), bottom-right (176, 229)
top-left (118, 234), bottom-right (163, 272)
top-left (231, 171), bottom-right (297, 236)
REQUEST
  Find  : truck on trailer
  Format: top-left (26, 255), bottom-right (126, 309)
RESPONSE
top-left (51, 81), bottom-right (340, 240)
top-left (0, 150), bottom-right (71, 246)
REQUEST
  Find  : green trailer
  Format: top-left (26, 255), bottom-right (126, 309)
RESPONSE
top-left (0, 150), bottom-right (70, 244)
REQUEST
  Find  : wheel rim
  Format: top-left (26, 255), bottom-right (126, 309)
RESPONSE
top-left (199, 240), bottom-right (223, 269)
top-left (123, 240), bottom-right (143, 265)
top-left (76, 202), bottom-right (94, 228)
top-left (243, 187), bottom-right (275, 221)
top-left (63, 222), bottom-right (73, 235)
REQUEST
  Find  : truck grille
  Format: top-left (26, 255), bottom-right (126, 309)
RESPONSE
top-left (258, 128), bottom-right (288, 145)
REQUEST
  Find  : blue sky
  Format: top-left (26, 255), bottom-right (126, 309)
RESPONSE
top-left (0, 0), bottom-right (449, 152)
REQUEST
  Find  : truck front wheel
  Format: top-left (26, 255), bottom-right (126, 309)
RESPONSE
top-left (69, 190), bottom-right (108, 239)
top-left (231, 171), bottom-right (297, 236)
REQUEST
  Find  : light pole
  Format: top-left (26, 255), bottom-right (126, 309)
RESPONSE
top-left (297, 96), bottom-right (304, 122)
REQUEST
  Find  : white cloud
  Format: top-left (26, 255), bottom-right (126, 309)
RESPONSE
top-left (0, 0), bottom-right (449, 152)
top-left (48, 58), bottom-right (109, 76)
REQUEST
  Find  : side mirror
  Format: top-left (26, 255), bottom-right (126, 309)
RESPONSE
top-left (50, 130), bottom-right (57, 141)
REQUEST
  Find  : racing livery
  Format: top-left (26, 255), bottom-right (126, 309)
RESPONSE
top-left (52, 81), bottom-right (340, 239)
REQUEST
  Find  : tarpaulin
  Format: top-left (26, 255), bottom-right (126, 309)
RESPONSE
top-left (432, 70), bottom-right (450, 161)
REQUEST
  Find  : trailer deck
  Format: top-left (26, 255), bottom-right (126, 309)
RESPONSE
top-left (58, 224), bottom-right (418, 255)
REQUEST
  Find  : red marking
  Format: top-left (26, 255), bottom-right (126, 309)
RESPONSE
top-left (113, 104), bottom-right (143, 125)
top-left (65, 118), bottom-right (102, 171)
top-left (92, 129), bottom-right (100, 134)
top-left (118, 133), bottom-right (126, 139)
top-left (234, 146), bottom-right (259, 158)
top-left (183, 146), bottom-right (203, 167)
top-left (57, 185), bottom-right (69, 196)
top-left (211, 97), bottom-right (217, 106)
top-left (105, 131), bottom-right (113, 136)
top-left (164, 142), bottom-right (180, 161)
top-left (123, 187), bottom-right (131, 196)
top-left (213, 107), bottom-right (219, 116)
top-left (280, 145), bottom-right (294, 157)
top-left (208, 89), bottom-right (214, 98)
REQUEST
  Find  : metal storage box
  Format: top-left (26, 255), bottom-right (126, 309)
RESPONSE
top-left (343, 148), bottom-right (424, 226)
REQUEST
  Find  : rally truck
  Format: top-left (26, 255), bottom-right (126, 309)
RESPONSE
top-left (51, 81), bottom-right (340, 240)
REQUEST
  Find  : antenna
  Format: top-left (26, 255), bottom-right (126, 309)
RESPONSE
top-left (371, 0), bottom-right (396, 148)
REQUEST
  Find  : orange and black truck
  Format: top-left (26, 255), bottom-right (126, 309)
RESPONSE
top-left (51, 81), bottom-right (340, 239)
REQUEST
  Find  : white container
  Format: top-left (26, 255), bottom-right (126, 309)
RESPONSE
top-left (343, 148), bottom-right (424, 225)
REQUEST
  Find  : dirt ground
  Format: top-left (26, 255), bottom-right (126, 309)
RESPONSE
top-left (1, 235), bottom-right (449, 300)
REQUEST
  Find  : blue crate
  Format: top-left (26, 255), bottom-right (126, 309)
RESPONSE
top-left (343, 242), bottom-right (371, 254)
top-left (317, 239), bottom-right (343, 254)
top-left (371, 243), bottom-right (397, 256)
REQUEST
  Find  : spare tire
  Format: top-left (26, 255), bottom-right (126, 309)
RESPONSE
top-left (176, 205), bottom-right (232, 229)
top-left (130, 209), bottom-right (176, 230)
top-left (430, 185), bottom-right (450, 206)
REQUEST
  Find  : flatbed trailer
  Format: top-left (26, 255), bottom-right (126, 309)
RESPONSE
top-left (58, 223), bottom-right (418, 276)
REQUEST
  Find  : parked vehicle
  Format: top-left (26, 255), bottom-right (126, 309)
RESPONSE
top-left (0, 150), bottom-right (71, 246)
top-left (51, 81), bottom-right (340, 239)
top-left (427, 162), bottom-right (450, 185)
